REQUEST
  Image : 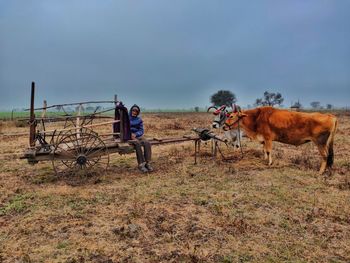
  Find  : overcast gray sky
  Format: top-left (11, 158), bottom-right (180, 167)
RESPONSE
top-left (1, 0), bottom-right (349, 110)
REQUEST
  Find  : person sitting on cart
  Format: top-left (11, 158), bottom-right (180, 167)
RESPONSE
top-left (129, 104), bottom-right (153, 173)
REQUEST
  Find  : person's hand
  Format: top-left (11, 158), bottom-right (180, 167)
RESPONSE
top-left (131, 134), bottom-right (136, 140)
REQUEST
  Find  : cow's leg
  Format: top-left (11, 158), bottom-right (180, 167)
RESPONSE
top-left (259, 141), bottom-right (267, 160)
top-left (224, 130), bottom-right (235, 150)
top-left (264, 140), bottom-right (273, 165)
top-left (263, 148), bottom-right (268, 160)
top-left (314, 140), bottom-right (329, 175)
top-left (316, 144), bottom-right (328, 174)
top-left (237, 130), bottom-right (242, 148)
top-left (234, 130), bottom-right (240, 149)
top-left (315, 131), bottom-right (333, 174)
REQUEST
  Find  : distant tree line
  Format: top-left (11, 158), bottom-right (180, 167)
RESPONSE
top-left (310, 101), bottom-right (333, 110)
top-left (209, 89), bottom-right (337, 110)
top-left (209, 90), bottom-right (284, 108)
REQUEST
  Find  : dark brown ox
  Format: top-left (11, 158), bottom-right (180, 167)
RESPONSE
top-left (224, 106), bottom-right (337, 174)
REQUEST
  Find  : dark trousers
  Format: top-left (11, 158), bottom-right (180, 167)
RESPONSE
top-left (132, 139), bottom-right (152, 165)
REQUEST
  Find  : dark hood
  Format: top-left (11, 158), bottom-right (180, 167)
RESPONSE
top-left (129, 104), bottom-right (141, 116)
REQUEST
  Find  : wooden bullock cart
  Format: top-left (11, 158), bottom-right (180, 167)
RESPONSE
top-left (21, 82), bottom-right (220, 176)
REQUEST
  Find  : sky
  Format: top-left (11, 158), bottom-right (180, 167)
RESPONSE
top-left (1, 0), bottom-right (349, 110)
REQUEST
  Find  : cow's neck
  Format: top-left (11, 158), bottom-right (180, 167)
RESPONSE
top-left (239, 108), bottom-right (261, 139)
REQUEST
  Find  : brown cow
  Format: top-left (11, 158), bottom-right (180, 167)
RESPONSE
top-left (224, 106), bottom-right (337, 174)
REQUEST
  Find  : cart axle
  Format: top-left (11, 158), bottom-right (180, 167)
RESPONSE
top-left (76, 155), bottom-right (88, 166)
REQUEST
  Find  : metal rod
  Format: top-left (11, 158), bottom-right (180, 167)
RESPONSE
top-left (24, 100), bottom-right (116, 111)
top-left (1, 131), bottom-right (29, 137)
top-left (120, 108), bottom-right (124, 142)
top-left (37, 120), bottom-right (120, 134)
top-left (17, 115), bottom-right (113, 123)
top-left (76, 104), bottom-right (82, 139)
top-left (29, 82), bottom-right (36, 147)
top-left (98, 132), bottom-right (121, 137)
top-left (40, 100), bottom-right (47, 140)
top-left (113, 94), bottom-right (117, 135)
top-left (2, 121), bottom-right (120, 137)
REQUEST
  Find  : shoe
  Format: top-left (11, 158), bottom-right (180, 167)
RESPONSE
top-left (138, 163), bottom-right (148, 173)
top-left (145, 163), bottom-right (153, 172)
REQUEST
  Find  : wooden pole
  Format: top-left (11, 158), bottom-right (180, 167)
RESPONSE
top-left (76, 103), bottom-right (82, 138)
top-left (114, 94), bottom-right (124, 142)
top-left (41, 100), bottom-right (47, 118)
top-left (113, 94), bottom-right (117, 136)
top-left (40, 100), bottom-right (47, 138)
top-left (120, 108), bottom-right (124, 142)
top-left (29, 82), bottom-right (36, 147)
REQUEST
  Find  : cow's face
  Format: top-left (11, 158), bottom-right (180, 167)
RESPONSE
top-left (208, 105), bottom-right (229, 129)
top-left (212, 110), bottom-right (229, 128)
top-left (224, 112), bottom-right (246, 130)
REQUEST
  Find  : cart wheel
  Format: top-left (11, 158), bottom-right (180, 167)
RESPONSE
top-left (52, 128), bottom-right (109, 176)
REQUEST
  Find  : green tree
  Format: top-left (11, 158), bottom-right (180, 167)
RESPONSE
top-left (210, 90), bottom-right (237, 107)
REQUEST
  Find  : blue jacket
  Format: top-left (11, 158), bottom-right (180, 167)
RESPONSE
top-left (130, 114), bottom-right (144, 138)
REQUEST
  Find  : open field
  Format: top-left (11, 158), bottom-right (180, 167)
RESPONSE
top-left (1, 108), bottom-right (349, 120)
top-left (0, 109), bottom-right (207, 121)
top-left (0, 112), bottom-right (349, 262)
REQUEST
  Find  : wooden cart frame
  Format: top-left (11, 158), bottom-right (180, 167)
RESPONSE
top-left (22, 82), bottom-right (215, 176)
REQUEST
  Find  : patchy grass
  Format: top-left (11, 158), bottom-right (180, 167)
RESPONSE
top-left (0, 193), bottom-right (35, 216)
top-left (0, 112), bottom-right (349, 262)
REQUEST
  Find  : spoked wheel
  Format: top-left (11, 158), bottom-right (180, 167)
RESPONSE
top-left (52, 128), bottom-right (109, 176)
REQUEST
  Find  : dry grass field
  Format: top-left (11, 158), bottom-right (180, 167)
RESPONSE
top-left (0, 112), bottom-right (349, 262)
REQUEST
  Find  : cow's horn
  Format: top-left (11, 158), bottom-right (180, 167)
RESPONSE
top-left (232, 104), bottom-right (238, 113)
top-left (207, 106), bottom-right (217, 112)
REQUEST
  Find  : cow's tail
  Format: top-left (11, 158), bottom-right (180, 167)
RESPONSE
top-left (326, 117), bottom-right (338, 168)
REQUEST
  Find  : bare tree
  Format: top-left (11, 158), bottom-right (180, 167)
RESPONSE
top-left (255, 91), bottom-right (284, 107)
top-left (310, 101), bottom-right (321, 109)
top-left (326, 104), bottom-right (333, 110)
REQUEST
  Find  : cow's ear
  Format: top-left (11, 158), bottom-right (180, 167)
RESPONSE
top-left (233, 105), bottom-right (242, 113)
top-left (232, 104), bottom-right (236, 112)
top-left (239, 112), bottom-right (247, 117)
